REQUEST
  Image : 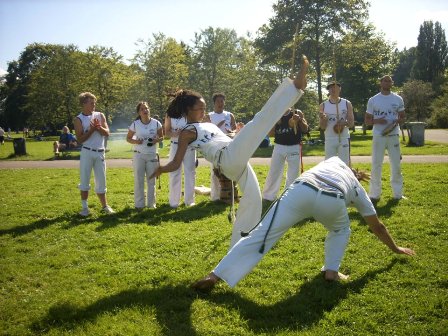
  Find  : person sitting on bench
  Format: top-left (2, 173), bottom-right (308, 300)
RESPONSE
top-left (54, 126), bottom-right (78, 155)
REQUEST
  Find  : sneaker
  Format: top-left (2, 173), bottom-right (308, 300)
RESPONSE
top-left (102, 205), bottom-right (115, 214)
top-left (79, 208), bottom-right (90, 217)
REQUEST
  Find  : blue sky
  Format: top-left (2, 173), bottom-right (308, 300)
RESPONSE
top-left (1, 0), bottom-right (447, 73)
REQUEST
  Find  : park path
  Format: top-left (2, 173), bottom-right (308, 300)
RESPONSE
top-left (0, 155), bottom-right (447, 169)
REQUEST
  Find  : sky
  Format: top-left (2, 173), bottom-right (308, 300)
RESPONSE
top-left (1, 0), bottom-right (448, 74)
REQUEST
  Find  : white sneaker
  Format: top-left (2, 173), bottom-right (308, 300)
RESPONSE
top-left (102, 205), bottom-right (115, 214)
top-left (79, 208), bottom-right (90, 217)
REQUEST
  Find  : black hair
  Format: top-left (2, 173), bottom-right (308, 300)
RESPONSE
top-left (135, 101), bottom-right (149, 120)
top-left (166, 89), bottom-right (203, 119)
top-left (212, 92), bottom-right (225, 102)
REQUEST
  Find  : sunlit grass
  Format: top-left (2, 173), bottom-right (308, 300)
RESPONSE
top-left (1, 164), bottom-right (447, 335)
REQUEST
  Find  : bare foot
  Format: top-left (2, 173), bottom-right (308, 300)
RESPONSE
top-left (294, 55), bottom-right (309, 90)
top-left (324, 270), bottom-right (349, 281)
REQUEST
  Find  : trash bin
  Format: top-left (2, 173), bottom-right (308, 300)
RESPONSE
top-left (406, 122), bottom-right (426, 146)
top-left (13, 138), bottom-right (27, 155)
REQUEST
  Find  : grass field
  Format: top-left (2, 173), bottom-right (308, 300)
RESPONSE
top-left (1, 163), bottom-right (447, 335)
top-left (1, 130), bottom-right (448, 161)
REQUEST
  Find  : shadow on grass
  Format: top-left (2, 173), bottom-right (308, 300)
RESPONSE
top-left (31, 261), bottom-right (398, 335)
top-left (0, 201), bottom-right (229, 236)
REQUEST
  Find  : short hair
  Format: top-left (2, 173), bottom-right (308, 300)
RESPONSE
top-left (379, 75), bottom-right (393, 82)
top-left (79, 92), bottom-right (97, 105)
top-left (166, 89), bottom-right (203, 119)
top-left (212, 93), bottom-right (226, 102)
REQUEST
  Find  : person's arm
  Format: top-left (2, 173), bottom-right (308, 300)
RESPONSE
top-left (126, 128), bottom-right (143, 145)
top-left (363, 214), bottom-right (415, 256)
top-left (96, 113), bottom-right (110, 137)
top-left (155, 124), bottom-right (164, 144)
top-left (398, 110), bottom-right (406, 126)
top-left (150, 128), bottom-right (196, 178)
top-left (346, 101), bottom-right (355, 128)
top-left (73, 117), bottom-right (94, 144)
top-left (319, 103), bottom-right (328, 130)
top-left (292, 110), bottom-right (309, 133)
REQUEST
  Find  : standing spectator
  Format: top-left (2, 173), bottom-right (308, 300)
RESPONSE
top-left (364, 75), bottom-right (406, 202)
top-left (152, 56), bottom-right (309, 248)
top-left (164, 114), bottom-right (196, 208)
top-left (73, 92), bottom-right (115, 216)
top-left (0, 127), bottom-right (5, 145)
top-left (262, 108), bottom-right (308, 202)
top-left (191, 157), bottom-right (415, 293)
top-left (126, 102), bottom-right (163, 209)
top-left (203, 93), bottom-right (237, 201)
top-left (319, 81), bottom-right (354, 165)
top-left (53, 126), bottom-right (78, 155)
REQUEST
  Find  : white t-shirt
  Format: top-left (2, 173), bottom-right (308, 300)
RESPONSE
top-left (128, 118), bottom-right (162, 154)
top-left (322, 98), bottom-right (351, 139)
top-left (186, 122), bottom-right (232, 162)
top-left (168, 117), bottom-right (188, 142)
top-left (300, 157), bottom-right (376, 217)
top-left (208, 111), bottom-right (233, 133)
top-left (77, 111), bottom-right (105, 149)
top-left (366, 92), bottom-right (405, 136)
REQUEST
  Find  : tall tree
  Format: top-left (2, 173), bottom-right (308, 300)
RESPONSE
top-left (393, 47), bottom-right (416, 87)
top-left (401, 79), bottom-right (435, 122)
top-left (411, 21), bottom-right (448, 85)
top-left (255, 0), bottom-right (369, 103)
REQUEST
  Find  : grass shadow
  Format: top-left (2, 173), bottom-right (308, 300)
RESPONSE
top-left (30, 260), bottom-right (398, 335)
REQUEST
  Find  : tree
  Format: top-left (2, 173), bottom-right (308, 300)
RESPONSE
top-left (393, 47), bottom-right (416, 87)
top-left (428, 73), bottom-right (448, 127)
top-left (400, 79), bottom-right (435, 122)
top-left (134, 33), bottom-right (189, 116)
top-left (411, 21), bottom-right (448, 85)
top-left (255, 0), bottom-right (369, 103)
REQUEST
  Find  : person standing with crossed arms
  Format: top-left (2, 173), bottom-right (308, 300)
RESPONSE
top-left (262, 108), bottom-right (308, 202)
top-left (319, 81), bottom-right (354, 165)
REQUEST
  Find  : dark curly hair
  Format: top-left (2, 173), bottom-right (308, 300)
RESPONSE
top-left (166, 89), bottom-right (203, 119)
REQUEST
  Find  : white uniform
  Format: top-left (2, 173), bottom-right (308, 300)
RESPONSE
top-left (129, 118), bottom-right (162, 208)
top-left (208, 111), bottom-right (234, 201)
top-left (322, 98), bottom-right (351, 164)
top-left (77, 112), bottom-right (107, 194)
top-left (187, 78), bottom-right (303, 247)
top-left (366, 92), bottom-right (405, 199)
top-left (167, 117), bottom-right (196, 207)
top-left (213, 157), bottom-right (376, 287)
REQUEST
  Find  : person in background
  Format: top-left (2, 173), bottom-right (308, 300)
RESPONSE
top-left (319, 81), bottom-right (354, 165)
top-left (203, 93), bottom-right (237, 202)
top-left (262, 108), bottom-right (308, 202)
top-left (151, 56), bottom-right (309, 248)
top-left (191, 157), bottom-right (415, 293)
top-left (164, 113), bottom-right (196, 208)
top-left (127, 102), bottom-right (164, 209)
top-left (364, 75), bottom-right (406, 203)
top-left (53, 126), bottom-right (78, 155)
top-left (73, 92), bottom-right (115, 216)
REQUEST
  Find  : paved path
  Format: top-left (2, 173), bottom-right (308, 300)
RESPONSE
top-left (424, 129), bottom-right (448, 143)
top-left (0, 155), bottom-right (446, 169)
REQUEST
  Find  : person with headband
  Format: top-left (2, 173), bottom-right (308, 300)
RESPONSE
top-left (151, 56), bottom-right (309, 248)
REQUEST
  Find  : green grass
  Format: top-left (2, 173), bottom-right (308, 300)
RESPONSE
top-left (1, 164), bottom-right (447, 335)
top-left (1, 130), bottom-right (448, 160)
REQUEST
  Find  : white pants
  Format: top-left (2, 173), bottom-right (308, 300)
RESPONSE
top-left (215, 78), bottom-right (303, 248)
top-left (369, 134), bottom-right (403, 199)
top-left (324, 137), bottom-right (350, 165)
top-left (168, 143), bottom-right (196, 207)
top-left (213, 182), bottom-right (350, 288)
top-left (78, 148), bottom-right (107, 193)
top-left (262, 143), bottom-right (301, 201)
top-left (133, 152), bottom-right (159, 208)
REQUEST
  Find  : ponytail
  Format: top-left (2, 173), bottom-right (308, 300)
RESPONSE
top-left (166, 89), bottom-right (202, 119)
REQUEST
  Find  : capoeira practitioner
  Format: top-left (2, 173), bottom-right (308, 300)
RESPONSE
top-left (164, 114), bottom-right (197, 208)
top-left (152, 56), bottom-right (309, 248)
top-left (126, 102), bottom-right (164, 209)
top-left (191, 157), bottom-right (415, 292)
top-left (319, 81), bottom-right (354, 165)
top-left (364, 75), bottom-right (406, 202)
top-left (262, 108), bottom-right (309, 202)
